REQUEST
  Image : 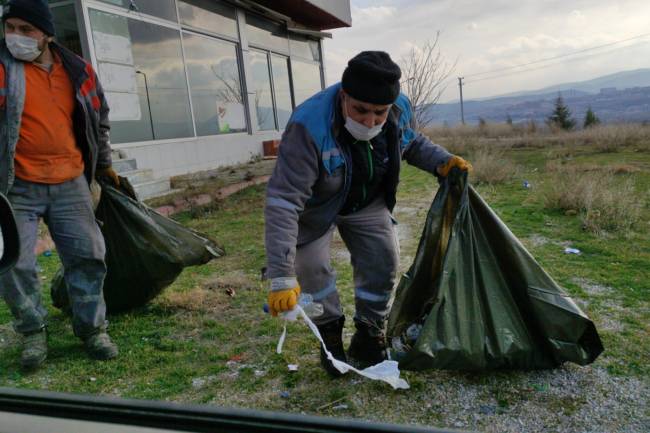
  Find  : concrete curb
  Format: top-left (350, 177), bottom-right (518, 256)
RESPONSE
top-left (153, 175), bottom-right (270, 217)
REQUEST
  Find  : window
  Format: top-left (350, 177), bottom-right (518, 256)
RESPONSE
top-left (51, 4), bottom-right (81, 56)
top-left (89, 9), bottom-right (193, 143)
top-left (183, 32), bottom-right (247, 136)
top-left (178, 0), bottom-right (238, 39)
top-left (245, 13), bottom-right (288, 53)
top-left (290, 34), bottom-right (320, 62)
top-left (249, 50), bottom-right (275, 131)
top-left (96, 0), bottom-right (178, 22)
top-left (271, 55), bottom-right (293, 129)
top-left (291, 59), bottom-right (322, 106)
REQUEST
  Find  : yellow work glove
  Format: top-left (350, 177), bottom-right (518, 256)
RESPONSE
top-left (268, 277), bottom-right (301, 317)
top-left (96, 167), bottom-right (120, 187)
top-left (436, 155), bottom-right (472, 177)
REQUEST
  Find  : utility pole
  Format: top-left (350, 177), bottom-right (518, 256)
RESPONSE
top-left (458, 76), bottom-right (465, 125)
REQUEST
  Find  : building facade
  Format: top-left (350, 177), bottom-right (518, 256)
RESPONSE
top-left (2, 0), bottom-right (351, 195)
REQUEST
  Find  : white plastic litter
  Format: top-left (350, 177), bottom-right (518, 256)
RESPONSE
top-left (287, 364), bottom-right (299, 372)
top-left (276, 306), bottom-right (409, 390)
top-left (564, 247), bottom-right (581, 255)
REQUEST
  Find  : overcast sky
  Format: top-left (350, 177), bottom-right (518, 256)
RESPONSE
top-left (323, 0), bottom-right (650, 102)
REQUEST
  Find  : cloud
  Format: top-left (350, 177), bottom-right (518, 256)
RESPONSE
top-left (350, 5), bottom-right (397, 29)
top-left (326, 0), bottom-right (650, 101)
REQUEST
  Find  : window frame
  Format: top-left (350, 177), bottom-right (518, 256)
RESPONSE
top-left (249, 47), bottom-right (278, 131)
top-left (270, 52), bottom-right (295, 130)
top-left (182, 28), bottom-right (249, 137)
top-left (289, 56), bottom-right (324, 107)
top-left (84, 3), bottom-right (196, 143)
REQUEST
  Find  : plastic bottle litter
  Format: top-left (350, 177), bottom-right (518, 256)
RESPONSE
top-left (523, 181), bottom-right (531, 189)
top-left (263, 293), bottom-right (323, 319)
top-left (390, 323), bottom-right (423, 359)
top-left (406, 323), bottom-right (422, 340)
top-left (43, 250), bottom-right (52, 257)
top-left (297, 294), bottom-right (324, 318)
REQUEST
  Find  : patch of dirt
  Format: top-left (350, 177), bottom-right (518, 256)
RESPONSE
top-left (522, 234), bottom-right (550, 249)
top-left (202, 271), bottom-right (258, 293)
top-left (157, 288), bottom-right (232, 313)
top-left (572, 277), bottom-right (615, 296)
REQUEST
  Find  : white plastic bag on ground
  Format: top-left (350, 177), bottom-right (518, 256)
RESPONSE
top-left (276, 306), bottom-right (409, 390)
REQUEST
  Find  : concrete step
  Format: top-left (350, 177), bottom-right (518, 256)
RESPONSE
top-left (113, 158), bottom-right (137, 173)
top-left (120, 168), bottom-right (154, 184)
top-left (133, 178), bottom-right (172, 201)
top-left (111, 149), bottom-right (126, 161)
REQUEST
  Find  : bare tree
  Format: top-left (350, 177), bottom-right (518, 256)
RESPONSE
top-left (399, 33), bottom-right (455, 128)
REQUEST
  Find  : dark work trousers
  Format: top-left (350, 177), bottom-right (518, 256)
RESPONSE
top-left (0, 175), bottom-right (107, 338)
top-left (294, 197), bottom-right (400, 327)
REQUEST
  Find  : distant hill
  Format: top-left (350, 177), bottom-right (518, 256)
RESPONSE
top-left (429, 69), bottom-right (650, 126)
top-left (488, 68), bottom-right (650, 100)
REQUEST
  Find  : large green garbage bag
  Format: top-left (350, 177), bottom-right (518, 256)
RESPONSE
top-left (51, 178), bottom-right (224, 314)
top-left (387, 170), bottom-right (603, 370)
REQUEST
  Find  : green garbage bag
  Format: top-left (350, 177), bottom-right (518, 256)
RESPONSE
top-left (387, 170), bottom-right (603, 370)
top-left (51, 178), bottom-right (224, 314)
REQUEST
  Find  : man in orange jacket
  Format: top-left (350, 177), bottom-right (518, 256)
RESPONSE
top-left (0, 0), bottom-right (119, 369)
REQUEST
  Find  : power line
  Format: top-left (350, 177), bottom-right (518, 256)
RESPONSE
top-left (464, 31), bottom-right (650, 79)
top-left (465, 38), bottom-right (650, 85)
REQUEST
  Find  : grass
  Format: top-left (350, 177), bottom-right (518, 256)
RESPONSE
top-left (1, 124), bottom-right (649, 431)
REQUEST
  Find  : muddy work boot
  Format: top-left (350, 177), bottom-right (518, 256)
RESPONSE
top-left (316, 316), bottom-right (347, 378)
top-left (347, 319), bottom-right (388, 369)
top-left (20, 329), bottom-right (48, 370)
top-left (83, 332), bottom-right (118, 360)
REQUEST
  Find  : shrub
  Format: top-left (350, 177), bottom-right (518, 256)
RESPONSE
top-left (469, 148), bottom-right (519, 185)
top-left (547, 95), bottom-right (576, 131)
top-left (583, 107), bottom-right (601, 129)
top-left (542, 170), bottom-right (643, 234)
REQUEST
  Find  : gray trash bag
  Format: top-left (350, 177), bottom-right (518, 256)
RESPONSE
top-left (51, 177), bottom-right (224, 314)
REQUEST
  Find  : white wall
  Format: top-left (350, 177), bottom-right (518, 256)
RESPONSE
top-left (113, 131), bottom-right (281, 178)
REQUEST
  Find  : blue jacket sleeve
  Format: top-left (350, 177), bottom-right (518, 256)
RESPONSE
top-left (395, 94), bottom-right (452, 175)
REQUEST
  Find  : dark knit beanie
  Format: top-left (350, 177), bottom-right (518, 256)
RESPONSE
top-left (342, 51), bottom-right (401, 105)
top-left (2, 0), bottom-right (55, 36)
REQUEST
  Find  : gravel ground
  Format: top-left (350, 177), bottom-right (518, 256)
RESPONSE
top-left (337, 202), bottom-right (650, 433)
top-left (392, 365), bottom-right (650, 433)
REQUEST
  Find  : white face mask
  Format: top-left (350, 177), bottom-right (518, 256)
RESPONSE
top-left (343, 98), bottom-right (386, 142)
top-left (5, 33), bottom-right (43, 62)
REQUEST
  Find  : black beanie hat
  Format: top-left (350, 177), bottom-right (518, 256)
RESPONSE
top-left (2, 0), bottom-right (55, 36)
top-left (342, 51), bottom-right (402, 105)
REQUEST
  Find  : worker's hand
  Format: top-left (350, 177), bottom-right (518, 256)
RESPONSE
top-left (96, 167), bottom-right (120, 187)
top-left (436, 155), bottom-right (472, 177)
top-left (268, 277), bottom-right (301, 317)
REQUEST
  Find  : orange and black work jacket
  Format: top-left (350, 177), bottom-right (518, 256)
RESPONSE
top-left (0, 40), bottom-right (111, 194)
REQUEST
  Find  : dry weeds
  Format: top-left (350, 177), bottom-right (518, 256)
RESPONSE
top-left (469, 148), bottom-right (519, 185)
top-left (542, 170), bottom-right (643, 234)
top-left (424, 123), bottom-right (650, 155)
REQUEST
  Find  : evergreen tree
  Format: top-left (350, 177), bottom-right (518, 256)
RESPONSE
top-left (547, 95), bottom-right (576, 131)
top-left (583, 107), bottom-right (601, 128)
